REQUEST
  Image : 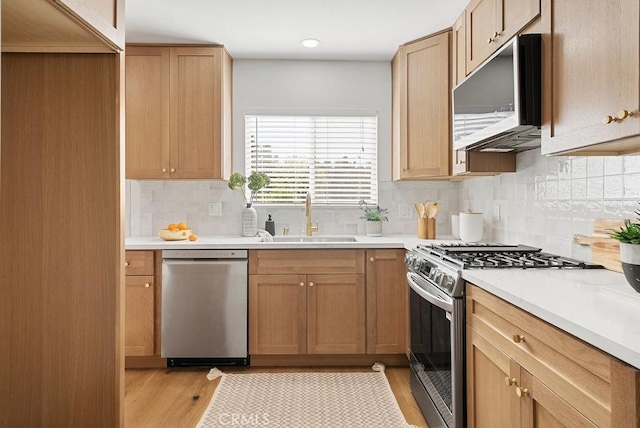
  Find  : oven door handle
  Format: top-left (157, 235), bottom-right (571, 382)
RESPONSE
top-left (407, 272), bottom-right (453, 313)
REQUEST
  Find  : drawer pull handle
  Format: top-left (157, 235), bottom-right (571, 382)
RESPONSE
top-left (299, 282), bottom-right (305, 287)
top-left (516, 387), bottom-right (529, 397)
top-left (504, 377), bottom-right (517, 387)
top-left (618, 109), bottom-right (634, 120)
top-left (144, 283), bottom-right (150, 288)
top-left (309, 282), bottom-right (314, 287)
top-left (512, 334), bottom-right (525, 343)
top-left (124, 262), bottom-right (130, 267)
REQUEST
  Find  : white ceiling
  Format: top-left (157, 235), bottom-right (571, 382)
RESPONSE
top-left (125, 0), bottom-right (468, 61)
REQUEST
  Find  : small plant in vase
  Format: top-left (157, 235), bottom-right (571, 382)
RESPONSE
top-left (359, 200), bottom-right (389, 237)
top-left (228, 172), bottom-right (271, 237)
top-left (610, 203), bottom-right (640, 293)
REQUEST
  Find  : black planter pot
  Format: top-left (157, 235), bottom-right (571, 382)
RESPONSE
top-left (620, 243), bottom-right (640, 293)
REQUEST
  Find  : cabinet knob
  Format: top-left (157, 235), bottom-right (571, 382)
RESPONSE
top-left (516, 387), bottom-right (529, 397)
top-left (309, 282), bottom-right (314, 287)
top-left (170, 168), bottom-right (176, 173)
top-left (504, 377), bottom-right (518, 387)
top-left (369, 257), bottom-right (375, 262)
top-left (617, 109), bottom-right (634, 120)
top-left (144, 283), bottom-right (150, 288)
top-left (487, 37), bottom-right (494, 44)
top-left (124, 261), bottom-right (129, 267)
top-left (603, 115), bottom-right (618, 124)
top-left (162, 168), bottom-right (167, 173)
top-left (512, 334), bottom-right (526, 343)
top-left (299, 282), bottom-right (305, 287)
top-left (493, 31), bottom-right (501, 38)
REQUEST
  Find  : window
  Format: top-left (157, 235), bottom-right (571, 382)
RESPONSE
top-left (245, 114), bottom-right (378, 205)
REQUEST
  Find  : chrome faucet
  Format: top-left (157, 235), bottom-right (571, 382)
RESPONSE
top-left (305, 192), bottom-right (319, 236)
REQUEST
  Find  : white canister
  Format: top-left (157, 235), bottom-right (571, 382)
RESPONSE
top-left (451, 214), bottom-right (460, 239)
top-left (459, 212), bottom-right (484, 242)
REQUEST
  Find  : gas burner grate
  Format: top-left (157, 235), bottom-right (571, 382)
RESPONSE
top-left (416, 244), bottom-right (603, 270)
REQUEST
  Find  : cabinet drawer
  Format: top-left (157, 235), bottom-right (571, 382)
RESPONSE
top-left (124, 251), bottom-right (154, 276)
top-left (466, 284), bottom-right (611, 427)
top-left (249, 249), bottom-right (365, 275)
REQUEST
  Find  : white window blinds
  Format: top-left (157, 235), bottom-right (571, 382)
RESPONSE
top-left (245, 114), bottom-right (378, 205)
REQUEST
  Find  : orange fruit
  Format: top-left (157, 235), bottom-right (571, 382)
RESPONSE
top-left (167, 223), bottom-right (177, 230)
top-left (169, 226), bottom-right (179, 231)
top-left (177, 222), bottom-right (188, 230)
top-left (188, 234), bottom-right (198, 241)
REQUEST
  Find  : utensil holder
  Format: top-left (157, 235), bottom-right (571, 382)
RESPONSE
top-left (418, 218), bottom-right (436, 239)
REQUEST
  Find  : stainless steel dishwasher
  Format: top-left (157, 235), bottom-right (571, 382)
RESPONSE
top-left (161, 249), bottom-right (249, 367)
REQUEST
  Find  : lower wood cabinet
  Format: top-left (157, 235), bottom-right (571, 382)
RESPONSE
top-left (124, 250), bottom-right (161, 361)
top-left (248, 248), bottom-right (408, 361)
top-left (366, 249), bottom-right (407, 354)
top-left (467, 283), bottom-right (640, 427)
top-left (249, 273), bottom-right (365, 355)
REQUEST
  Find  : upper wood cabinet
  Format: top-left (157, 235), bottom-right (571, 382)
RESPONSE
top-left (452, 12), bottom-right (467, 87)
top-left (365, 249), bottom-right (407, 355)
top-left (3, 0), bottom-right (124, 52)
top-left (125, 46), bottom-right (233, 179)
top-left (392, 31), bottom-right (451, 180)
top-left (541, 0), bottom-right (640, 156)
top-left (466, 0), bottom-right (540, 74)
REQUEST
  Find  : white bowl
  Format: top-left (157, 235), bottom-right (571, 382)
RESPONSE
top-left (158, 229), bottom-right (193, 241)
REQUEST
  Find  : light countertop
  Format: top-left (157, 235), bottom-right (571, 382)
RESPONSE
top-left (126, 234), bottom-right (640, 369)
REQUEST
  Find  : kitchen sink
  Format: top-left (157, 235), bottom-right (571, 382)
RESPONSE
top-left (270, 236), bottom-right (358, 243)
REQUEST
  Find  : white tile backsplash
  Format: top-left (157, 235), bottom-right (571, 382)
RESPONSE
top-left (125, 148), bottom-right (640, 264)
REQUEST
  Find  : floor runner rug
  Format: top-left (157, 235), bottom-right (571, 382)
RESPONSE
top-left (196, 371), bottom-right (417, 428)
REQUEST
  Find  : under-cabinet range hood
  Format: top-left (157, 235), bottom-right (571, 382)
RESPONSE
top-left (452, 34), bottom-right (542, 153)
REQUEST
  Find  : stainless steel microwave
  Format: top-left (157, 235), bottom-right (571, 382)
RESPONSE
top-left (452, 34), bottom-right (541, 153)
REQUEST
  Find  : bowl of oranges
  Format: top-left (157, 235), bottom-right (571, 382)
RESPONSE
top-left (158, 222), bottom-right (197, 241)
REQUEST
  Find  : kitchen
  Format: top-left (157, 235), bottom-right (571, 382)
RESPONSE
top-left (2, 0), bottom-right (640, 427)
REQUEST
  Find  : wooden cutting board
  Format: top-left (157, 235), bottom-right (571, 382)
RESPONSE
top-left (573, 218), bottom-right (626, 272)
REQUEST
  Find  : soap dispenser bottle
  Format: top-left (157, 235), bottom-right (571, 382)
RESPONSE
top-left (265, 214), bottom-right (275, 236)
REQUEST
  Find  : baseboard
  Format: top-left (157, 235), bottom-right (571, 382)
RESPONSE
top-left (125, 356), bottom-right (167, 369)
top-left (250, 354), bottom-right (409, 367)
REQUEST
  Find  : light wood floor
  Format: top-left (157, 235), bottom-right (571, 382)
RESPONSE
top-left (125, 366), bottom-right (428, 427)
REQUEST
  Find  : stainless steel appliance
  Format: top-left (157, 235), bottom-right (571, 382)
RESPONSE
top-left (162, 249), bottom-right (249, 367)
top-left (452, 34), bottom-right (541, 153)
top-left (405, 243), bottom-right (602, 428)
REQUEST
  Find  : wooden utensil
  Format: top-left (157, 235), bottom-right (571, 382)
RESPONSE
top-left (427, 202), bottom-right (439, 219)
top-left (573, 218), bottom-right (627, 272)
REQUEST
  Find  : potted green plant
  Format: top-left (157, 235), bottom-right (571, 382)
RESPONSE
top-left (228, 172), bottom-right (270, 237)
top-left (610, 204), bottom-right (640, 293)
top-left (359, 199), bottom-right (389, 237)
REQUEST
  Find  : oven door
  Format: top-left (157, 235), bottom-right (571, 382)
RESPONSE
top-left (407, 271), bottom-right (464, 428)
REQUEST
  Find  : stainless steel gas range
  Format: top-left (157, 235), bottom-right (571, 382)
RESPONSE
top-left (405, 243), bottom-right (602, 428)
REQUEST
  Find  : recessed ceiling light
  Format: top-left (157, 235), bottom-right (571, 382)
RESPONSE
top-left (301, 38), bottom-right (321, 48)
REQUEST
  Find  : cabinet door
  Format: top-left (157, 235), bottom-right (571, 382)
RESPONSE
top-left (499, 0), bottom-right (540, 46)
top-left (518, 369), bottom-right (597, 427)
top-left (366, 250), bottom-right (407, 354)
top-left (452, 12), bottom-right (467, 86)
top-left (169, 47), bottom-right (222, 179)
top-left (394, 32), bottom-right (451, 179)
top-left (307, 274), bottom-right (365, 354)
top-left (125, 276), bottom-right (155, 356)
top-left (56, 0), bottom-right (125, 50)
top-left (125, 47), bottom-right (170, 179)
top-left (467, 327), bottom-right (520, 428)
top-left (249, 275), bottom-right (307, 355)
top-left (466, 0), bottom-right (498, 73)
top-left (543, 0), bottom-right (640, 155)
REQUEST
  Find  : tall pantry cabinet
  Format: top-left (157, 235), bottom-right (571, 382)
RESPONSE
top-left (1, 0), bottom-right (125, 426)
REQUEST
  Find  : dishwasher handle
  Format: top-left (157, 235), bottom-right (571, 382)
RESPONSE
top-left (162, 249), bottom-right (247, 259)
